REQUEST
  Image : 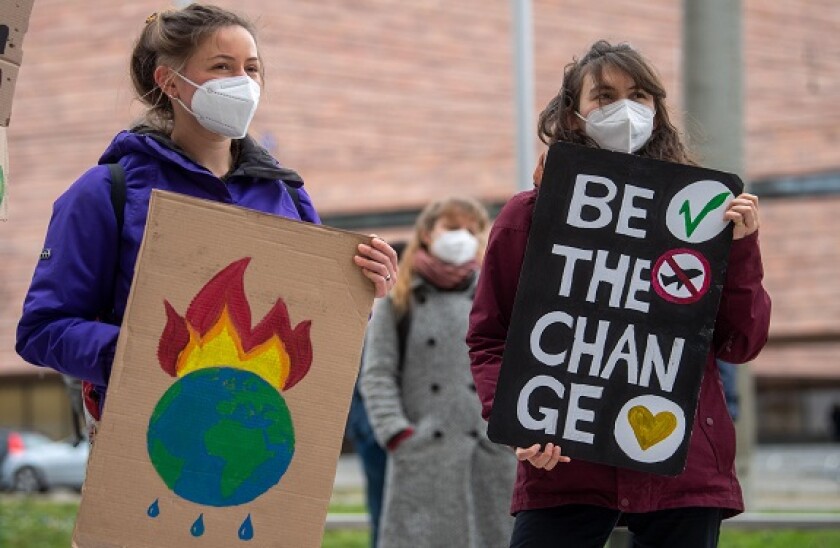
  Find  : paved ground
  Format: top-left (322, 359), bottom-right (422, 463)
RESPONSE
top-left (749, 443), bottom-right (840, 511)
top-left (15, 443), bottom-right (840, 513)
top-left (335, 443), bottom-right (840, 512)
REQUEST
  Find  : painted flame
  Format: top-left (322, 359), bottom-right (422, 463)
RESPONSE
top-left (157, 258), bottom-right (312, 390)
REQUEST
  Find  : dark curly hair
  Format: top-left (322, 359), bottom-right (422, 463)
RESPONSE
top-left (537, 40), bottom-right (693, 165)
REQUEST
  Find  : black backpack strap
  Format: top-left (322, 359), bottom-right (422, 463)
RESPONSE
top-left (107, 163), bottom-right (126, 235)
top-left (103, 163), bottom-right (125, 324)
top-left (282, 181), bottom-right (307, 221)
top-left (80, 163), bottom-right (126, 421)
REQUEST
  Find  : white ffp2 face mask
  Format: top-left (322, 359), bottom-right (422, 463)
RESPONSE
top-left (430, 229), bottom-right (479, 265)
top-left (174, 72), bottom-right (261, 139)
top-left (577, 99), bottom-right (655, 153)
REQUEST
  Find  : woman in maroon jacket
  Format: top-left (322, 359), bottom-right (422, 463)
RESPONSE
top-left (467, 40), bottom-right (771, 548)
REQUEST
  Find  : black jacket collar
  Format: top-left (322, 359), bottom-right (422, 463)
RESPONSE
top-left (133, 125), bottom-right (304, 185)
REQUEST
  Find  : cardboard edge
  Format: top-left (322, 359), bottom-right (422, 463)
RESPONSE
top-left (0, 58), bottom-right (21, 127)
top-left (0, 126), bottom-right (8, 219)
top-left (149, 190), bottom-right (376, 318)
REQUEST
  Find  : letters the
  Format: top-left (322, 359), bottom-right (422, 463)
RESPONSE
top-left (549, 245), bottom-right (652, 312)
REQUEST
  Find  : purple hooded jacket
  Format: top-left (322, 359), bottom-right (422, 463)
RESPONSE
top-left (16, 128), bottom-right (320, 413)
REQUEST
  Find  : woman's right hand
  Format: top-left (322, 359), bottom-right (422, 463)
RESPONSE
top-left (515, 443), bottom-right (571, 470)
top-left (354, 236), bottom-right (399, 298)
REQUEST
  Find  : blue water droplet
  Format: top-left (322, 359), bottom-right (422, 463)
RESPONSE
top-left (146, 499), bottom-right (160, 518)
top-left (238, 514), bottom-right (254, 541)
top-left (190, 514), bottom-right (205, 537)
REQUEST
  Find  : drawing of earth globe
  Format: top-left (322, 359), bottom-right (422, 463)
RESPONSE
top-left (147, 367), bottom-right (295, 506)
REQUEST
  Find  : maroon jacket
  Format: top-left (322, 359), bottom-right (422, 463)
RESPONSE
top-left (467, 189), bottom-right (771, 517)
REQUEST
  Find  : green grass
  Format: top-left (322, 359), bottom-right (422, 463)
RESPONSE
top-left (720, 530), bottom-right (840, 547)
top-left (2, 496), bottom-right (840, 547)
top-left (326, 501), bottom-right (366, 514)
top-left (322, 529), bottom-right (369, 548)
top-left (0, 498), bottom-right (79, 548)
top-left (0, 495), bottom-right (371, 547)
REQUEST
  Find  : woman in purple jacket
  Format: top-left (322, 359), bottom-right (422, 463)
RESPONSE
top-left (467, 40), bottom-right (771, 548)
top-left (16, 4), bottom-right (397, 421)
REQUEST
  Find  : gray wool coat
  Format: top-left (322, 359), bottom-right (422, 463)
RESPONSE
top-left (360, 275), bottom-right (516, 548)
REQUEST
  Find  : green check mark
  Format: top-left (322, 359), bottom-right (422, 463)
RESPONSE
top-left (678, 192), bottom-right (729, 237)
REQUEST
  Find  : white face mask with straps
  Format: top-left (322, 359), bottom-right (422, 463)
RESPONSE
top-left (576, 99), bottom-right (655, 153)
top-left (430, 229), bottom-right (479, 265)
top-left (173, 72), bottom-right (261, 139)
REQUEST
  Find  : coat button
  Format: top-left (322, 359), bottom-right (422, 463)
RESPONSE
top-left (469, 383), bottom-right (477, 392)
top-left (433, 430), bottom-right (443, 439)
top-left (417, 294), bottom-right (427, 304)
top-left (706, 417), bottom-right (714, 426)
top-left (430, 383), bottom-right (440, 393)
top-left (620, 498), bottom-right (630, 507)
top-left (426, 338), bottom-right (436, 347)
top-left (469, 430), bottom-right (478, 438)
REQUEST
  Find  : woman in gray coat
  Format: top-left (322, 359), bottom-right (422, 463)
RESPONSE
top-left (361, 197), bottom-right (517, 548)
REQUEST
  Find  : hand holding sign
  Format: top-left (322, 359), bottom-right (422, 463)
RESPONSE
top-left (724, 193), bottom-right (760, 240)
top-left (515, 442), bottom-right (571, 471)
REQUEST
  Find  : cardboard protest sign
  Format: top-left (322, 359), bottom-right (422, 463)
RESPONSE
top-left (0, 127), bottom-right (7, 220)
top-left (0, 0), bottom-right (34, 219)
top-left (487, 142), bottom-right (743, 476)
top-left (73, 191), bottom-right (375, 548)
top-left (0, 0), bottom-right (34, 126)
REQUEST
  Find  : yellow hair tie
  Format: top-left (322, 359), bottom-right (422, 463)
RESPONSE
top-left (145, 12), bottom-right (158, 25)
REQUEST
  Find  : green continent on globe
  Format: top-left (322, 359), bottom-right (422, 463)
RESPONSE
top-left (206, 420), bottom-right (275, 499)
top-left (149, 439), bottom-right (186, 490)
top-left (147, 367), bottom-right (295, 507)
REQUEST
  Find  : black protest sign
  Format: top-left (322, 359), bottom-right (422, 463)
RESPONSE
top-left (487, 142), bottom-right (743, 476)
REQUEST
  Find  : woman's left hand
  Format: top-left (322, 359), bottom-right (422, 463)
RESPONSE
top-left (724, 193), bottom-right (760, 240)
top-left (354, 235), bottom-right (399, 298)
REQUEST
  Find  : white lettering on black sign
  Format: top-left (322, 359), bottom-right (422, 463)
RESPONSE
top-left (487, 143), bottom-right (743, 476)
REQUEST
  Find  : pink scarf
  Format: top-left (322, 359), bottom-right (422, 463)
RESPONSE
top-left (413, 249), bottom-right (479, 290)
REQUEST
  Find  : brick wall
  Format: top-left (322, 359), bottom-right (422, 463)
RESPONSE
top-left (745, 0), bottom-right (840, 179)
top-left (1, 0), bottom-right (839, 377)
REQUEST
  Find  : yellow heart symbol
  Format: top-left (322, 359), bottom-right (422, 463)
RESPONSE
top-left (628, 405), bottom-right (677, 450)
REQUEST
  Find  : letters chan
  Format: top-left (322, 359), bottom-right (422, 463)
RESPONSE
top-left (528, 312), bottom-right (685, 391)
